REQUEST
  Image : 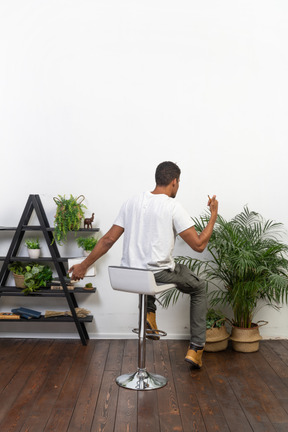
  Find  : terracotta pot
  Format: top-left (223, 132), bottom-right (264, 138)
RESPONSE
top-left (205, 325), bottom-right (230, 352)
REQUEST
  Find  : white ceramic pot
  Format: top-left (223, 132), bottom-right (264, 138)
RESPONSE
top-left (83, 250), bottom-right (91, 257)
top-left (28, 249), bottom-right (40, 259)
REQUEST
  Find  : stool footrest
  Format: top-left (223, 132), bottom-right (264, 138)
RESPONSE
top-left (132, 328), bottom-right (167, 337)
top-left (116, 368), bottom-right (167, 390)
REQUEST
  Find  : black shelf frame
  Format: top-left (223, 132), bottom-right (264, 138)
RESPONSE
top-left (0, 194), bottom-right (98, 345)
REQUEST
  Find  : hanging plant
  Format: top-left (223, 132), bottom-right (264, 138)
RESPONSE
top-left (53, 195), bottom-right (87, 245)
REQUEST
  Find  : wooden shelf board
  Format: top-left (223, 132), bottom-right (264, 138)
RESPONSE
top-left (0, 256), bottom-right (92, 262)
top-left (0, 315), bottom-right (93, 323)
top-left (0, 226), bottom-right (99, 231)
top-left (0, 287), bottom-right (96, 296)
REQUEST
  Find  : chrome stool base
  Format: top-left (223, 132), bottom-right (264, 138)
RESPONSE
top-left (132, 328), bottom-right (167, 337)
top-left (108, 267), bottom-right (176, 392)
top-left (116, 368), bottom-right (167, 390)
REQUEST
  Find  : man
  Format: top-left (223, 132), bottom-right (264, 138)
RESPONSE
top-left (69, 161), bottom-right (218, 368)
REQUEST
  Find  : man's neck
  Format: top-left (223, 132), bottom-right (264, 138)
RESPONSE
top-left (151, 185), bottom-right (172, 197)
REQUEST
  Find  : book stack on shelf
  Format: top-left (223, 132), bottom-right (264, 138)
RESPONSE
top-left (11, 307), bottom-right (41, 320)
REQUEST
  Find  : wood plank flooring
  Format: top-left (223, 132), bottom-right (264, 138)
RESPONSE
top-left (0, 338), bottom-right (288, 431)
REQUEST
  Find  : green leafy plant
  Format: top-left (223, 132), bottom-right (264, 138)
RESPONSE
top-left (174, 206), bottom-right (288, 328)
top-left (25, 238), bottom-right (40, 249)
top-left (53, 194), bottom-right (87, 245)
top-left (76, 236), bottom-right (98, 251)
top-left (22, 263), bottom-right (53, 295)
top-left (9, 262), bottom-right (53, 295)
top-left (206, 308), bottom-right (226, 329)
top-left (8, 261), bottom-right (26, 275)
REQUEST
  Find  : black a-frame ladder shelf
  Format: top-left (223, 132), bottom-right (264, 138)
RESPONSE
top-left (0, 194), bottom-right (99, 345)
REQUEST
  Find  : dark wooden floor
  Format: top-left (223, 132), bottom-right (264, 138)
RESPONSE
top-left (0, 338), bottom-right (288, 432)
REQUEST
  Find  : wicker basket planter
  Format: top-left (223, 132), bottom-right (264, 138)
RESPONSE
top-left (230, 323), bottom-right (266, 353)
top-left (205, 325), bottom-right (230, 352)
top-left (13, 273), bottom-right (25, 289)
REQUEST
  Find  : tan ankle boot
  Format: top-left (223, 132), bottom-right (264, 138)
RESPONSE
top-left (185, 346), bottom-right (203, 368)
top-left (146, 312), bottom-right (160, 340)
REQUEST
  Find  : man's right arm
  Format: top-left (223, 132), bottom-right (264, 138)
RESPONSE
top-left (179, 195), bottom-right (218, 253)
top-left (69, 224), bottom-right (124, 280)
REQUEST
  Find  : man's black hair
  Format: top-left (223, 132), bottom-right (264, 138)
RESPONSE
top-left (155, 161), bottom-right (181, 186)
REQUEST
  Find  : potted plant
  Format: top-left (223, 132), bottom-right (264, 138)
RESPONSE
top-left (175, 206), bottom-right (288, 352)
top-left (8, 262), bottom-right (53, 295)
top-left (53, 194), bottom-right (87, 245)
top-left (205, 308), bottom-right (229, 352)
top-left (76, 236), bottom-right (98, 256)
top-left (25, 238), bottom-right (41, 259)
top-left (22, 263), bottom-right (53, 295)
top-left (8, 262), bottom-right (26, 288)
top-left (158, 284), bottom-right (230, 352)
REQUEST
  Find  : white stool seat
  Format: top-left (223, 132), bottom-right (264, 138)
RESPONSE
top-left (108, 266), bottom-right (176, 390)
top-left (108, 266), bottom-right (176, 295)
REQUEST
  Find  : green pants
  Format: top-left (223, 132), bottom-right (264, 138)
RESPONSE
top-left (148, 263), bottom-right (207, 346)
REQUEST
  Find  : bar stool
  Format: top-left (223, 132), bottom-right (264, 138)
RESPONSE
top-left (108, 266), bottom-right (176, 391)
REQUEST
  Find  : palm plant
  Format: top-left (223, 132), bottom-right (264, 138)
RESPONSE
top-left (160, 206), bottom-right (288, 328)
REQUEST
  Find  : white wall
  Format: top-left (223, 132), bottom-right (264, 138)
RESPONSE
top-left (1, 0), bottom-right (288, 340)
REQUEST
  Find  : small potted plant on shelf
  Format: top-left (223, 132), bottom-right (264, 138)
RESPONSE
top-left (25, 238), bottom-right (41, 259)
top-left (8, 262), bottom-right (26, 288)
top-left (23, 263), bottom-right (53, 295)
top-left (53, 194), bottom-right (87, 245)
top-left (8, 261), bottom-right (53, 295)
top-left (205, 308), bottom-right (229, 352)
top-left (76, 236), bottom-right (98, 256)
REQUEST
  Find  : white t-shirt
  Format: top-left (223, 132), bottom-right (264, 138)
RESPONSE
top-left (113, 191), bottom-right (193, 271)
